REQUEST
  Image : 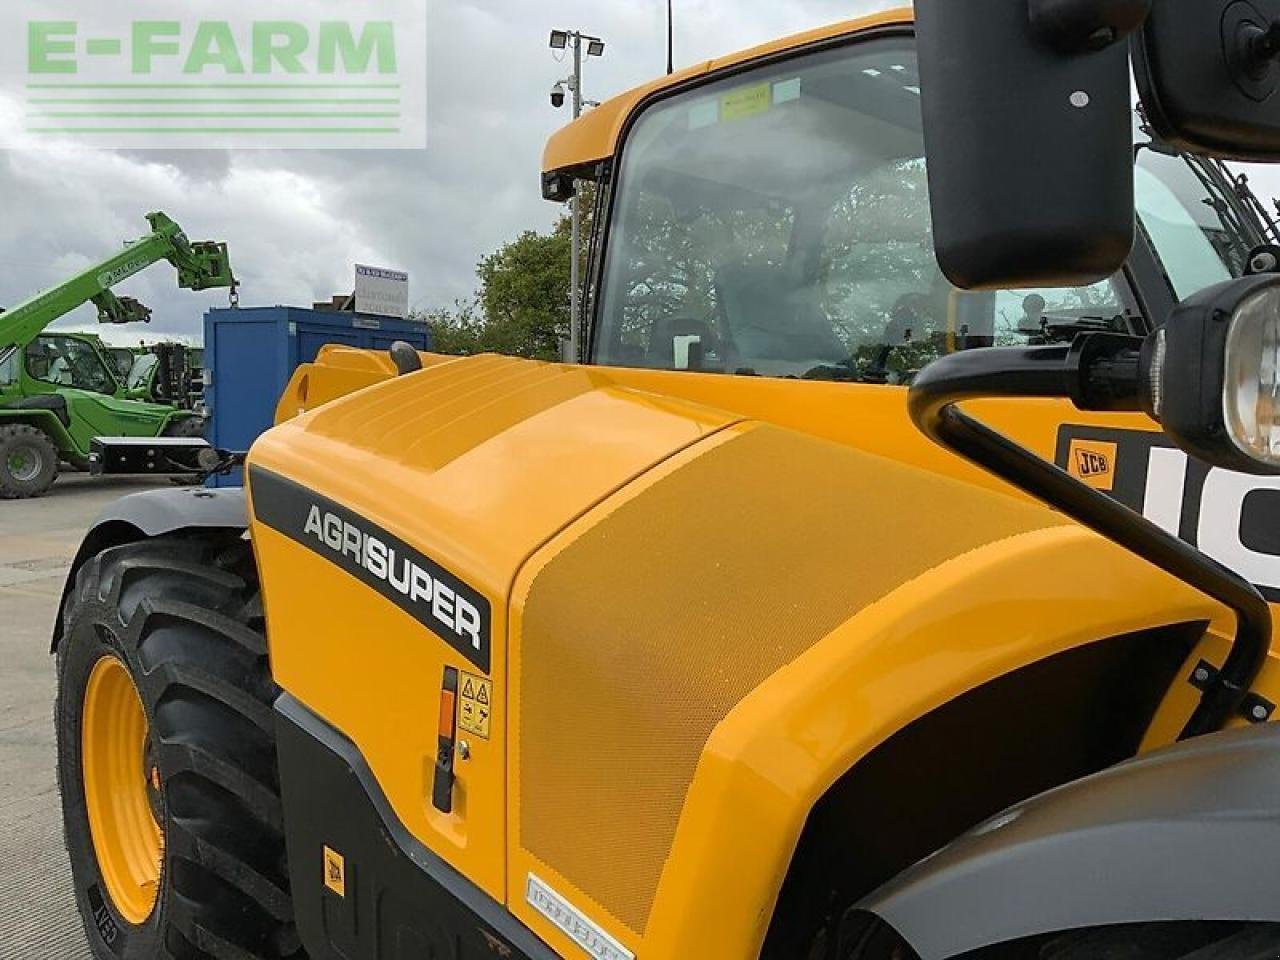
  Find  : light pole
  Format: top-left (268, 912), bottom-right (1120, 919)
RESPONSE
top-left (550, 29), bottom-right (605, 361)
top-left (667, 0), bottom-right (674, 74)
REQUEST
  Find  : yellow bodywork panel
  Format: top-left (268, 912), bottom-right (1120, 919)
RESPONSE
top-left (503, 420), bottom-right (1228, 957)
top-left (247, 349), bottom-right (1280, 960)
top-left (633, 525), bottom-right (1230, 958)
top-left (274, 344), bottom-right (455, 425)
top-left (250, 356), bottom-right (736, 900)
top-left (542, 8), bottom-right (914, 176)
top-left (514, 425), bottom-right (1067, 934)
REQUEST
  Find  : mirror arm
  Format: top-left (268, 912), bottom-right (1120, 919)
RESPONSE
top-left (1245, 18), bottom-right (1280, 64)
top-left (909, 344), bottom-right (1271, 740)
top-left (1028, 0), bottom-right (1151, 51)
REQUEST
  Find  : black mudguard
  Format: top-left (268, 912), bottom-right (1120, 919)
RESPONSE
top-left (856, 724), bottom-right (1280, 960)
top-left (274, 694), bottom-right (558, 960)
top-left (51, 487), bottom-right (247, 647)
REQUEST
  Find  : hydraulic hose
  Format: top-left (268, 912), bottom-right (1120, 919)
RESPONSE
top-left (908, 346), bottom-right (1271, 739)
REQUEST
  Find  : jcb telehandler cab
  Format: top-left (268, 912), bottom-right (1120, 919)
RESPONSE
top-left (51, 4), bottom-right (1280, 960)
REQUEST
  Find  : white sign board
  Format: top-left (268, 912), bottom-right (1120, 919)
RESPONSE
top-left (354, 264), bottom-right (409, 319)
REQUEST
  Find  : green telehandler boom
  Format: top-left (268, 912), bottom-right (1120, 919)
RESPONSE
top-left (0, 211), bottom-right (237, 499)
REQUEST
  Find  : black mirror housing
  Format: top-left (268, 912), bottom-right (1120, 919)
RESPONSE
top-left (915, 0), bottom-right (1136, 290)
top-left (1134, 0), bottom-right (1280, 161)
top-left (1030, 0), bottom-right (1151, 52)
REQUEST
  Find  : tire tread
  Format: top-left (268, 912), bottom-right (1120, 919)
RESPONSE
top-left (59, 533), bottom-right (303, 959)
top-left (0, 422), bottom-right (59, 499)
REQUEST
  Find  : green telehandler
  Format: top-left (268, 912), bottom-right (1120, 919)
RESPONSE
top-left (104, 341), bottom-right (205, 411)
top-left (0, 212), bottom-right (235, 499)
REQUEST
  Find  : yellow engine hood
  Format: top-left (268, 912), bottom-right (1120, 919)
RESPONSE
top-left (247, 354), bottom-right (1226, 958)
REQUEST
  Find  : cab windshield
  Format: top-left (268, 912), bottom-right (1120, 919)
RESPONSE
top-left (24, 335), bottom-right (117, 395)
top-left (593, 36), bottom-right (1243, 383)
top-left (1135, 146), bottom-right (1275, 300)
top-left (127, 353), bottom-right (159, 391)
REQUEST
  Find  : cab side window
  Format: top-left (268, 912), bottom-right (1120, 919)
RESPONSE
top-left (26, 336), bottom-right (116, 395)
top-left (0, 349), bottom-right (18, 388)
top-left (593, 38), bottom-right (1138, 382)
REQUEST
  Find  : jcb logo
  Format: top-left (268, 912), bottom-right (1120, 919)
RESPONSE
top-left (1058, 427), bottom-right (1280, 602)
top-left (1076, 450), bottom-right (1109, 477)
top-left (322, 846), bottom-right (346, 898)
top-left (1068, 440), bottom-right (1117, 491)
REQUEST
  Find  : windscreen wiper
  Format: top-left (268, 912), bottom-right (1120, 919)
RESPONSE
top-left (1139, 136), bottom-right (1280, 270)
top-left (1182, 151), bottom-right (1280, 255)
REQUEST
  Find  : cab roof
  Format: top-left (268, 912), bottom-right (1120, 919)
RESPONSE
top-left (541, 7), bottom-right (914, 177)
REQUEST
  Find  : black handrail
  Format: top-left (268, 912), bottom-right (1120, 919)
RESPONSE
top-left (908, 345), bottom-right (1271, 739)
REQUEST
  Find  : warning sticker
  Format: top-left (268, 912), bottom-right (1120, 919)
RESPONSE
top-left (458, 671), bottom-right (492, 740)
top-left (323, 846), bottom-right (346, 898)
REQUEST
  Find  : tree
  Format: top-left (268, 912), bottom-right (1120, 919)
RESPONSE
top-left (472, 217), bottom-right (572, 360)
top-left (421, 186), bottom-right (596, 361)
top-left (421, 300), bottom-right (483, 356)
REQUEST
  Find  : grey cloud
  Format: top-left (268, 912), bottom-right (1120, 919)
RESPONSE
top-left (37, 0), bottom-right (1270, 351)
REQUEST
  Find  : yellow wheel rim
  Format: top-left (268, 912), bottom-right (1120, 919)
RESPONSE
top-left (82, 655), bottom-right (163, 925)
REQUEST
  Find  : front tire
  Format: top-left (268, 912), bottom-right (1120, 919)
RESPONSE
top-left (56, 534), bottom-right (304, 960)
top-left (0, 423), bottom-right (59, 498)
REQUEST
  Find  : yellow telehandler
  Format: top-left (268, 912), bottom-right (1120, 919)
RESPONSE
top-left (52, 3), bottom-right (1280, 959)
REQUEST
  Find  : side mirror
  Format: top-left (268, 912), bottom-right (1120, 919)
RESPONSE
top-left (1142, 275), bottom-right (1280, 474)
top-left (914, 0), bottom-right (1142, 289)
top-left (1134, 0), bottom-right (1280, 160)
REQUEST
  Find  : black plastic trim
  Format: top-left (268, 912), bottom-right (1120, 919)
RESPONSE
top-left (275, 693), bottom-right (558, 960)
top-left (1126, 218), bottom-right (1177, 327)
top-left (856, 724), bottom-right (1280, 960)
top-left (94, 484), bottom-right (246, 537)
top-left (52, 487), bottom-right (248, 647)
top-left (250, 466), bottom-right (493, 672)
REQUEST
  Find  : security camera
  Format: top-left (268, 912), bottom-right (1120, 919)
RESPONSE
top-left (550, 81), bottom-right (566, 109)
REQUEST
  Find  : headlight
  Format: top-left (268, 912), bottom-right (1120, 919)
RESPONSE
top-left (1223, 286), bottom-right (1280, 467)
top-left (1144, 275), bottom-right (1280, 475)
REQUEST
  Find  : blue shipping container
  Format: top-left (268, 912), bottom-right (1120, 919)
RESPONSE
top-left (204, 306), bottom-right (431, 486)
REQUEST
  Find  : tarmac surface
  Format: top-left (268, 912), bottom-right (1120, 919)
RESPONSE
top-left (0, 475), bottom-right (171, 960)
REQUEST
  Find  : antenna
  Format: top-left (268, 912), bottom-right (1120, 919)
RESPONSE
top-left (666, 0), bottom-right (674, 74)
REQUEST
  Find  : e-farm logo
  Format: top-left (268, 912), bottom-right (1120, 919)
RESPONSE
top-left (5, 2), bottom-right (426, 149)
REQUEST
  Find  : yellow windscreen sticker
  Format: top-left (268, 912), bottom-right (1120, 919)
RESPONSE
top-left (721, 83), bottom-right (771, 121)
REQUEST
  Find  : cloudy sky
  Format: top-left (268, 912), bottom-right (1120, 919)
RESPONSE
top-left (0, 0), bottom-right (901, 344)
top-left (6, 0), bottom-right (1280, 345)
